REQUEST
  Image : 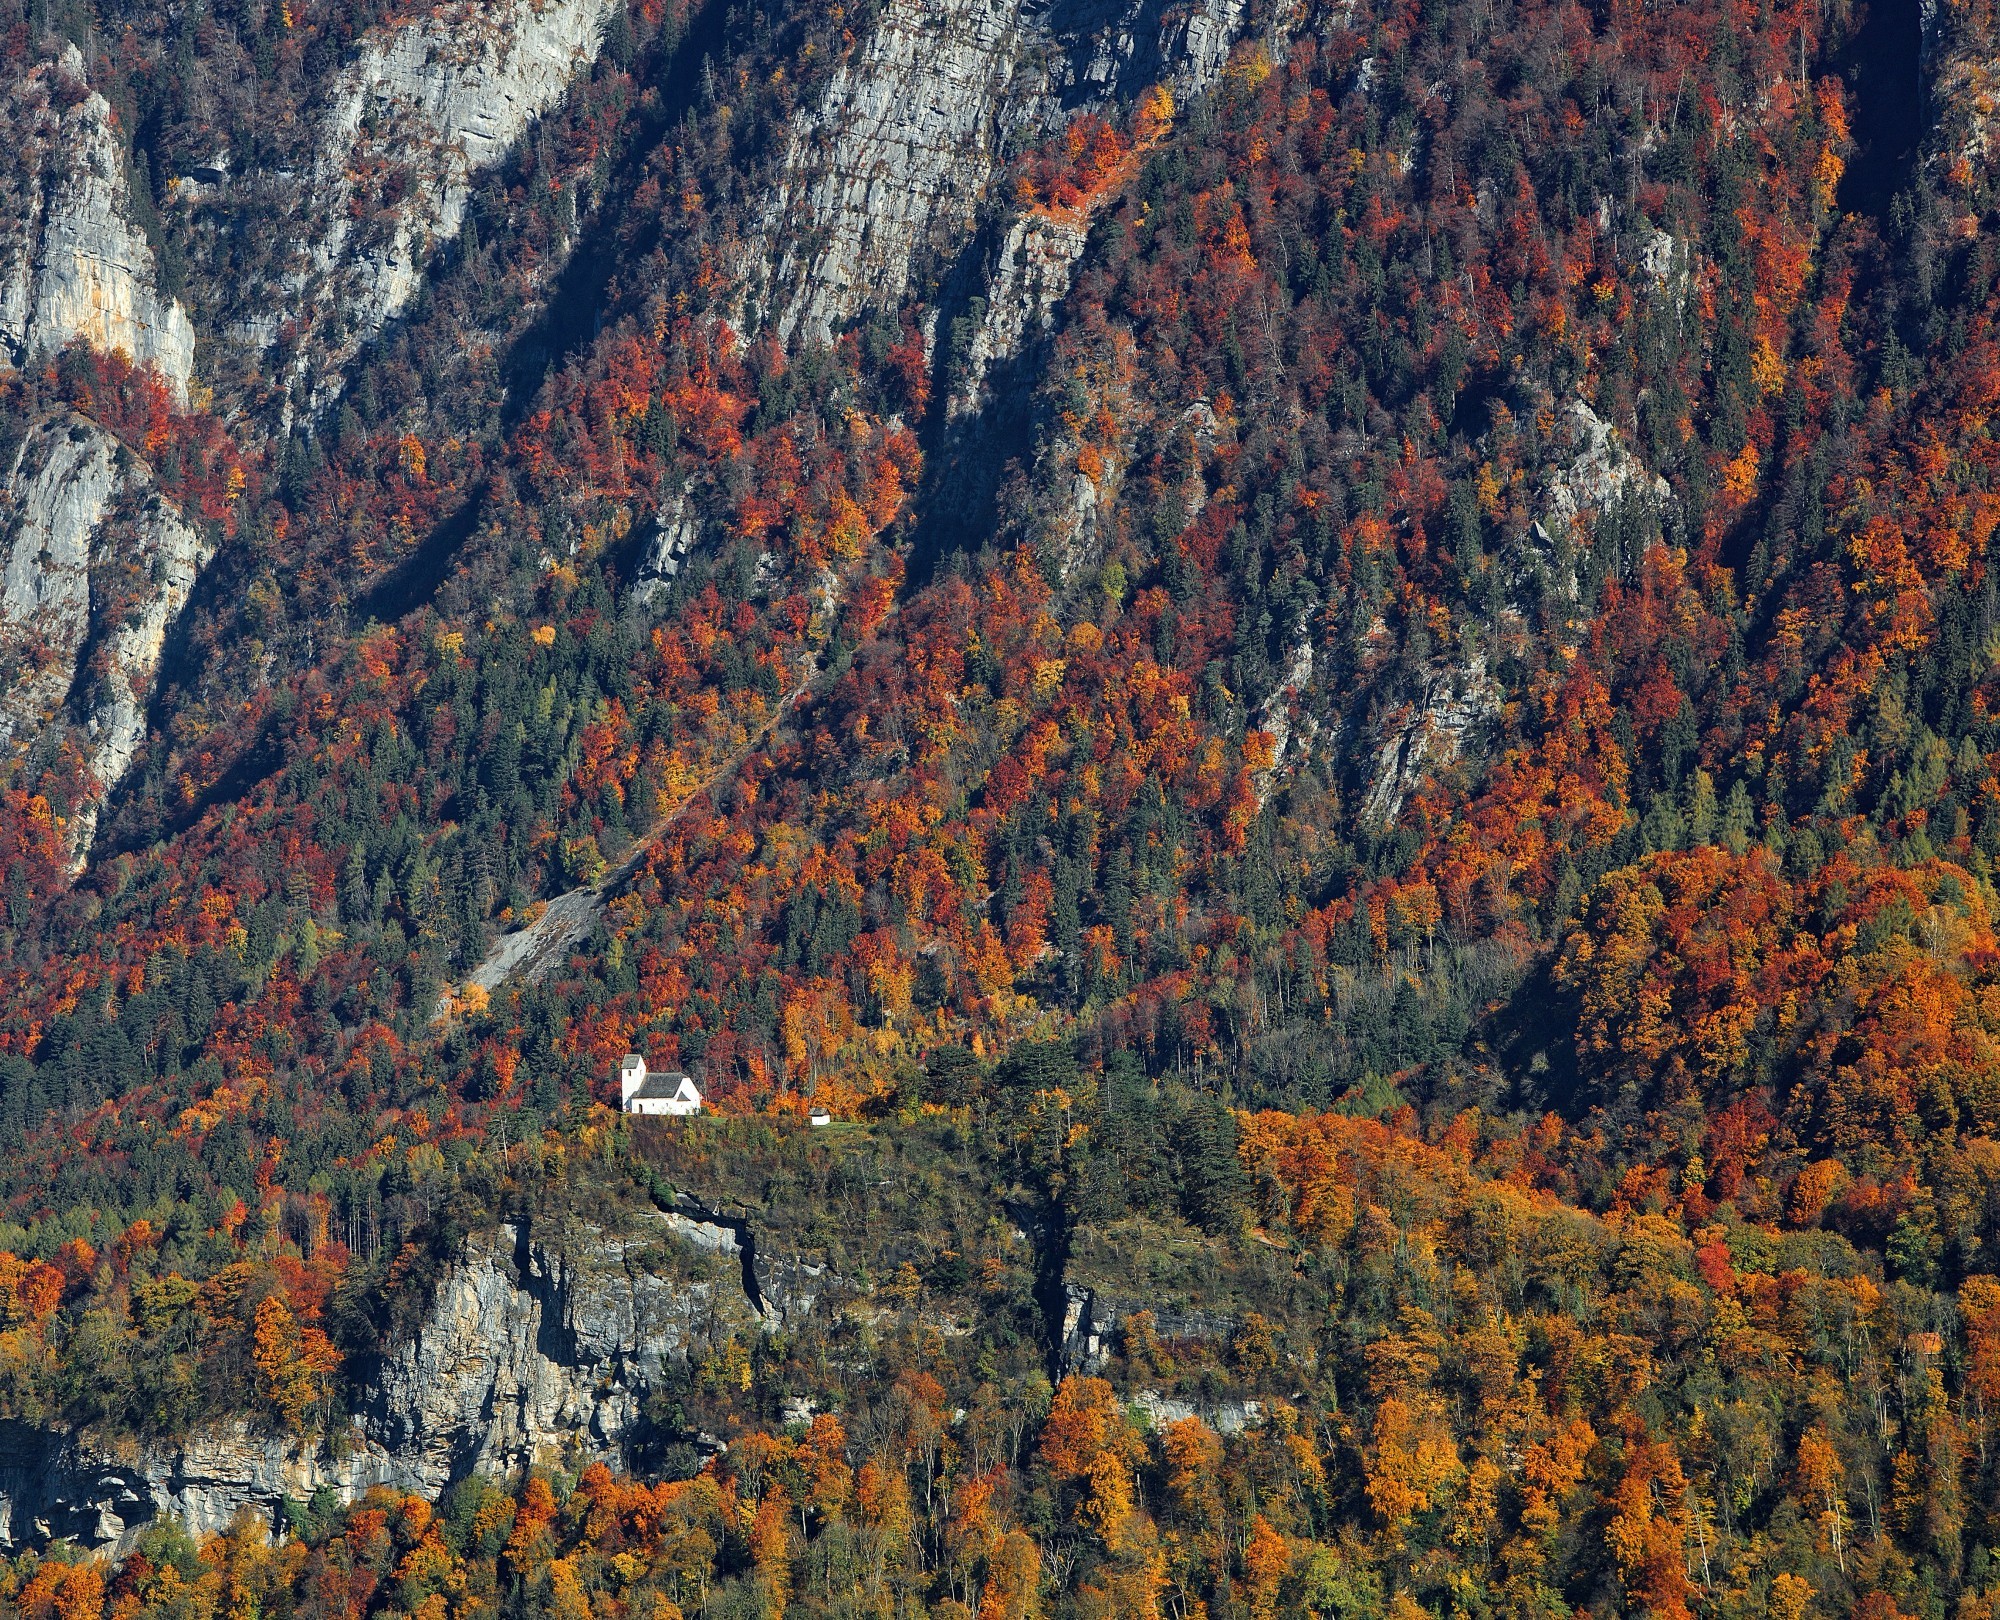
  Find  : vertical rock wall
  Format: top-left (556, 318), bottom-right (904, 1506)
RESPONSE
top-left (0, 413), bottom-right (213, 865)
top-left (0, 47), bottom-right (194, 399)
top-left (0, 1215), bottom-right (771, 1555)
top-left (947, 212), bottom-right (1091, 419)
top-left (758, 0), bottom-right (1035, 345)
top-left (753, 0), bottom-right (1249, 347)
top-left (0, 418), bottom-right (118, 752)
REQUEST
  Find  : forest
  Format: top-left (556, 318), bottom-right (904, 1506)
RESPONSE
top-left (0, 0), bottom-right (1995, 1611)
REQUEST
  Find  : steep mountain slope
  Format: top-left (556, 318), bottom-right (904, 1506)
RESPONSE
top-left (4, 0), bottom-right (2000, 1613)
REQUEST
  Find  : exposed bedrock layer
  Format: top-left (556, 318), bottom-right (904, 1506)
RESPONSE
top-left (0, 1211), bottom-right (806, 1553)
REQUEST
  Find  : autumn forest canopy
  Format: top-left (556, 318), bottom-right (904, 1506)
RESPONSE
top-left (3, 0), bottom-right (2000, 1614)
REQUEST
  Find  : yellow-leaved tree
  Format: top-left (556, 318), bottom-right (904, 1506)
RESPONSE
top-left (251, 1294), bottom-right (341, 1431)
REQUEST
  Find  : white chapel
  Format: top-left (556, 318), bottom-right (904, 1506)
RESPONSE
top-left (619, 1054), bottom-right (702, 1116)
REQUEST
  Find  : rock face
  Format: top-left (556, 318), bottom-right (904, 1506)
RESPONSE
top-left (361, 1220), bottom-right (750, 1497)
top-left (655, 1206), bottom-right (835, 1332)
top-left (0, 1422), bottom-right (153, 1550)
top-left (1129, 1387), bottom-right (1262, 1436)
top-left (1252, 637), bottom-right (1316, 802)
top-left (948, 212), bottom-right (1091, 418)
top-left (0, 1419), bottom-right (398, 1553)
top-left (0, 411), bottom-right (212, 864)
top-left (0, 1212), bottom-right (788, 1554)
top-left (0, 48), bottom-right (194, 398)
top-left (1361, 656), bottom-right (1501, 827)
top-left (67, 479), bottom-right (208, 860)
top-left (754, 0), bottom-right (1247, 345)
top-left (633, 493), bottom-right (703, 604)
top-left (759, 0), bottom-right (1034, 345)
top-left (1539, 399), bottom-right (1671, 541)
top-left (279, 0), bottom-right (616, 411)
top-left (0, 418), bottom-right (118, 749)
top-left (1637, 225), bottom-right (1692, 303)
top-left (1056, 1280), bottom-right (1234, 1375)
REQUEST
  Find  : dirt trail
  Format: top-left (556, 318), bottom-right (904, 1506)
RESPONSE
top-left (453, 659), bottom-right (816, 1003)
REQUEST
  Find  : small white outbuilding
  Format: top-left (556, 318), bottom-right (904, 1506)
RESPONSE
top-left (619, 1054), bottom-right (702, 1116)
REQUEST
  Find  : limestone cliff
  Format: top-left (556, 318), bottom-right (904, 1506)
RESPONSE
top-left (0, 1213), bottom-right (773, 1554)
top-left (0, 411), bottom-right (211, 864)
top-left (0, 416), bottom-right (118, 753)
top-left (0, 1420), bottom-right (403, 1552)
top-left (756, 0), bottom-right (1033, 345)
top-left (67, 479), bottom-right (209, 861)
top-left (280, 0), bottom-right (618, 412)
top-left (1538, 399), bottom-right (1672, 543)
top-left (362, 1218), bottom-right (757, 1496)
top-left (0, 47), bottom-right (194, 399)
top-left (947, 212), bottom-right (1090, 419)
top-left (1360, 656), bottom-right (1501, 827)
top-left (753, 0), bottom-right (1247, 346)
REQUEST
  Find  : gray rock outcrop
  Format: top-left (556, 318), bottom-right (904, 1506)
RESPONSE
top-left (753, 0), bottom-right (1248, 346)
top-left (1056, 1280), bottom-right (1235, 1375)
top-left (0, 411), bottom-right (213, 865)
top-left (758, 0), bottom-right (1034, 345)
top-left (1539, 399), bottom-right (1671, 541)
top-left (1252, 637), bottom-right (1316, 803)
top-left (634, 493), bottom-right (703, 603)
top-left (0, 1419), bottom-right (394, 1553)
top-left (1360, 655), bottom-right (1501, 828)
top-left (0, 1211), bottom-right (794, 1554)
top-left (948, 212), bottom-right (1091, 418)
top-left (360, 1220), bottom-right (748, 1497)
top-left (278, 0), bottom-right (616, 413)
top-left (0, 417), bottom-right (118, 749)
top-left (0, 47), bottom-right (194, 398)
top-left (67, 479), bottom-right (208, 861)
top-left (1129, 1387), bottom-right (1263, 1435)
top-left (1637, 226), bottom-right (1692, 304)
